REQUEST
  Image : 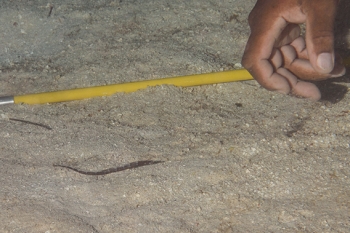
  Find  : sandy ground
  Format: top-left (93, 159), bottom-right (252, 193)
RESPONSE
top-left (0, 0), bottom-right (350, 232)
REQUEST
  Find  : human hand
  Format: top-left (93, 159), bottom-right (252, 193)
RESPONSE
top-left (241, 0), bottom-right (346, 100)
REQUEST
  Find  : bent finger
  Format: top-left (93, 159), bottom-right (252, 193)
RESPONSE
top-left (274, 24), bottom-right (301, 48)
top-left (276, 67), bottom-right (321, 101)
top-left (290, 36), bottom-right (308, 60)
top-left (280, 44), bottom-right (345, 80)
top-left (242, 12), bottom-right (292, 94)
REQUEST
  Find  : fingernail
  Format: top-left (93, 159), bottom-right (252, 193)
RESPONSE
top-left (317, 53), bottom-right (334, 72)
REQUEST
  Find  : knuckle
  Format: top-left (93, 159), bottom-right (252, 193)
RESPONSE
top-left (241, 56), bottom-right (253, 69)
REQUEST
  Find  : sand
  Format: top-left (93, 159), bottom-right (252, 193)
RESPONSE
top-left (0, 0), bottom-right (349, 232)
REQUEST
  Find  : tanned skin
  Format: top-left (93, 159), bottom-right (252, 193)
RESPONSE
top-left (242, 0), bottom-right (346, 100)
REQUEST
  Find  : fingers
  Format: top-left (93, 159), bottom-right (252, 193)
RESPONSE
top-left (242, 8), bottom-right (292, 94)
top-left (242, 2), bottom-right (316, 100)
top-left (303, 0), bottom-right (339, 73)
top-left (248, 51), bottom-right (321, 101)
top-left (274, 24), bottom-right (301, 47)
top-left (244, 54), bottom-right (289, 94)
top-left (290, 36), bottom-right (308, 60)
top-left (280, 38), bottom-right (346, 80)
top-left (242, 0), bottom-right (290, 68)
top-left (280, 44), bottom-right (329, 80)
top-left (269, 49), bottom-right (283, 71)
top-left (276, 67), bottom-right (321, 100)
top-left (242, 0), bottom-right (344, 101)
top-left (269, 49), bottom-right (321, 100)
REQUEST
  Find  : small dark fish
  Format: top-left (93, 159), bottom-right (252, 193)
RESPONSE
top-left (54, 160), bottom-right (163, 175)
top-left (9, 118), bottom-right (52, 130)
top-left (48, 5), bottom-right (53, 17)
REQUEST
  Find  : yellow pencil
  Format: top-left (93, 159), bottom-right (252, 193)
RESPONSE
top-left (0, 69), bottom-right (253, 105)
top-left (0, 56), bottom-right (349, 105)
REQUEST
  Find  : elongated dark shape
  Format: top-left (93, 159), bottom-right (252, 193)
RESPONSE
top-left (53, 160), bottom-right (163, 175)
top-left (9, 118), bottom-right (52, 130)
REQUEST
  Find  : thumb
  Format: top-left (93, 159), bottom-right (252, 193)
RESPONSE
top-left (304, 0), bottom-right (338, 74)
